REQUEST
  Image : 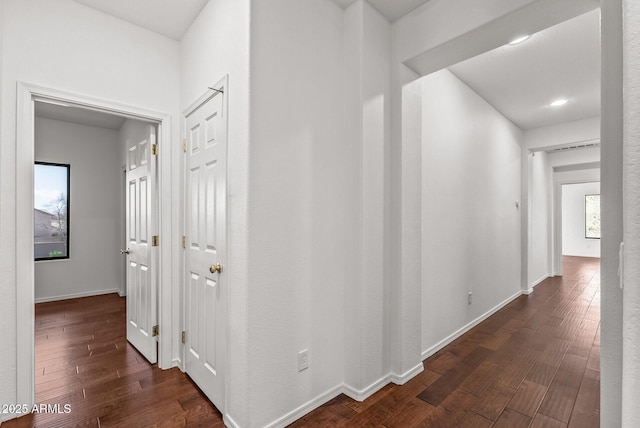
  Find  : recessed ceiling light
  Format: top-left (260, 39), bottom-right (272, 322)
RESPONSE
top-left (550, 98), bottom-right (569, 107)
top-left (508, 35), bottom-right (530, 45)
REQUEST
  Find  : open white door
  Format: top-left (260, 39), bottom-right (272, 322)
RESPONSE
top-left (184, 83), bottom-right (227, 409)
top-left (124, 124), bottom-right (158, 364)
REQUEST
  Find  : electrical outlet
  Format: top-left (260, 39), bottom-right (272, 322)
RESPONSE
top-left (468, 292), bottom-right (473, 305)
top-left (298, 349), bottom-right (309, 372)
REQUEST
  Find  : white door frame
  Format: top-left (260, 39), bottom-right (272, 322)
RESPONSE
top-left (16, 82), bottom-right (173, 408)
top-left (181, 75), bottom-right (229, 414)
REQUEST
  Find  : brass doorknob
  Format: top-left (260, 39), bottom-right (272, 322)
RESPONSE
top-left (120, 248), bottom-right (130, 255)
top-left (210, 263), bottom-right (223, 274)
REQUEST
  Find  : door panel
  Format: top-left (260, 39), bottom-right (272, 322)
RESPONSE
top-left (125, 125), bottom-right (157, 364)
top-left (185, 88), bottom-right (226, 409)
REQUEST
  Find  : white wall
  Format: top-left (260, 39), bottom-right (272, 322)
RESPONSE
top-left (179, 0), bottom-right (251, 425)
top-left (549, 146), bottom-right (600, 167)
top-left (529, 151), bottom-right (552, 286)
top-left (600, 0), bottom-right (624, 425)
top-left (248, 1), bottom-right (348, 426)
top-left (0, 0), bottom-right (9, 411)
top-left (561, 182), bottom-right (601, 257)
top-left (524, 116), bottom-right (600, 150)
top-left (34, 118), bottom-right (122, 301)
top-left (420, 69), bottom-right (522, 356)
top-left (343, 0), bottom-right (392, 397)
top-left (0, 0), bottom-right (180, 416)
top-left (622, 1), bottom-right (640, 425)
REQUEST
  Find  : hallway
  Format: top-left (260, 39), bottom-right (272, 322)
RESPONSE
top-left (4, 257), bottom-right (599, 427)
top-left (293, 256), bottom-right (600, 427)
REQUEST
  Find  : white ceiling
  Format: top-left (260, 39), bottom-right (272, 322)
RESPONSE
top-left (35, 102), bottom-right (127, 130)
top-left (331, 0), bottom-right (432, 22)
top-left (448, 9), bottom-right (600, 130)
top-left (71, 0), bottom-right (209, 40)
top-left (73, 0), bottom-right (432, 35)
top-left (67, 0), bottom-right (599, 131)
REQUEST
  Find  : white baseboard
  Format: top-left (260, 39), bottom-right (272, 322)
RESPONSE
top-left (264, 362), bottom-right (424, 428)
top-left (171, 357), bottom-right (182, 368)
top-left (35, 288), bottom-right (122, 303)
top-left (389, 362), bottom-right (424, 385)
top-left (1, 412), bottom-right (17, 423)
top-left (343, 375), bottom-right (391, 402)
top-left (264, 384), bottom-right (343, 428)
top-left (118, 289), bottom-right (126, 297)
top-left (224, 413), bottom-right (242, 428)
top-left (421, 290), bottom-right (523, 360)
top-left (342, 360), bottom-right (424, 401)
top-left (262, 290), bottom-right (524, 428)
top-left (530, 273), bottom-right (550, 289)
top-left (523, 273), bottom-right (552, 295)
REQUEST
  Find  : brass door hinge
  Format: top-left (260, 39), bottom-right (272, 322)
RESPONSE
top-left (182, 139), bottom-right (187, 153)
top-left (182, 331), bottom-right (186, 344)
top-left (152, 144), bottom-right (158, 155)
top-left (152, 235), bottom-right (159, 247)
top-left (182, 236), bottom-right (186, 249)
top-left (152, 325), bottom-right (159, 337)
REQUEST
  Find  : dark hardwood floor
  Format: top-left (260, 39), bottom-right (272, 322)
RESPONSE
top-left (291, 256), bottom-right (600, 427)
top-left (4, 256), bottom-right (599, 427)
top-left (3, 293), bottom-right (222, 428)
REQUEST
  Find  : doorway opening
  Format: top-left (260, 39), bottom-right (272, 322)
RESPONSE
top-left (16, 82), bottom-right (173, 409)
top-left (402, 5), bottom-right (603, 423)
top-left (32, 99), bottom-right (159, 404)
top-left (561, 182), bottom-right (601, 259)
top-left (414, 8), bottom-right (601, 357)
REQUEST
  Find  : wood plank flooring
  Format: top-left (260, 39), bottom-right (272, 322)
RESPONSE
top-left (3, 256), bottom-right (599, 427)
top-left (2, 293), bottom-right (222, 427)
top-left (291, 256), bottom-right (601, 427)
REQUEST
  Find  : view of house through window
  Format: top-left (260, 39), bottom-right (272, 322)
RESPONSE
top-left (585, 194), bottom-right (601, 239)
top-left (34, 162), bottom-right (70, 260)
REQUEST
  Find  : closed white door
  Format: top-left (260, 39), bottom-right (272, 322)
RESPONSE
top-left (124, 124), bottom-right (158, 364)
top-left (184, 85), bottom-right (227, 408)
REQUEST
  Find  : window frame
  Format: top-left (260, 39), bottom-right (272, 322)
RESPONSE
top-left (34, 161), bottom-right (71, 261)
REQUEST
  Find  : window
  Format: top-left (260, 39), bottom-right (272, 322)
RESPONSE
top-left (34, 162), bottom-right (70, 260)
top-left (585, 194), bottom-right (600, 239)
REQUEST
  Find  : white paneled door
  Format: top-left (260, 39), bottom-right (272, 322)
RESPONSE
top-left (124, 124), bottom-right (158, 364)
top-left (184, 84), bottom-right (227, 409)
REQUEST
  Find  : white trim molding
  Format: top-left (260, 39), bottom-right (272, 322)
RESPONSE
top-left (15, 82), bottom-right (174, 416)
top-left (264, 385), bottom-right (344, 428)
top-left (343, 376), bottom-right (393, 403)
top-left (421, 290), bottom-right (523, 360)
top-left (530, 273), bottom-right (551, 290)
top-left (265, 362), bottom-right (424, 428)
top-left (35, 289), bottom-right (123, 304)
top-left (343, 361), bottom-right (424, 402)
top-left (223, 414), bottom-right (243, 428)
top-left (216, 286), bottom-right (522, 428)
top-left (390, 362), bottom-right (424, 385)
